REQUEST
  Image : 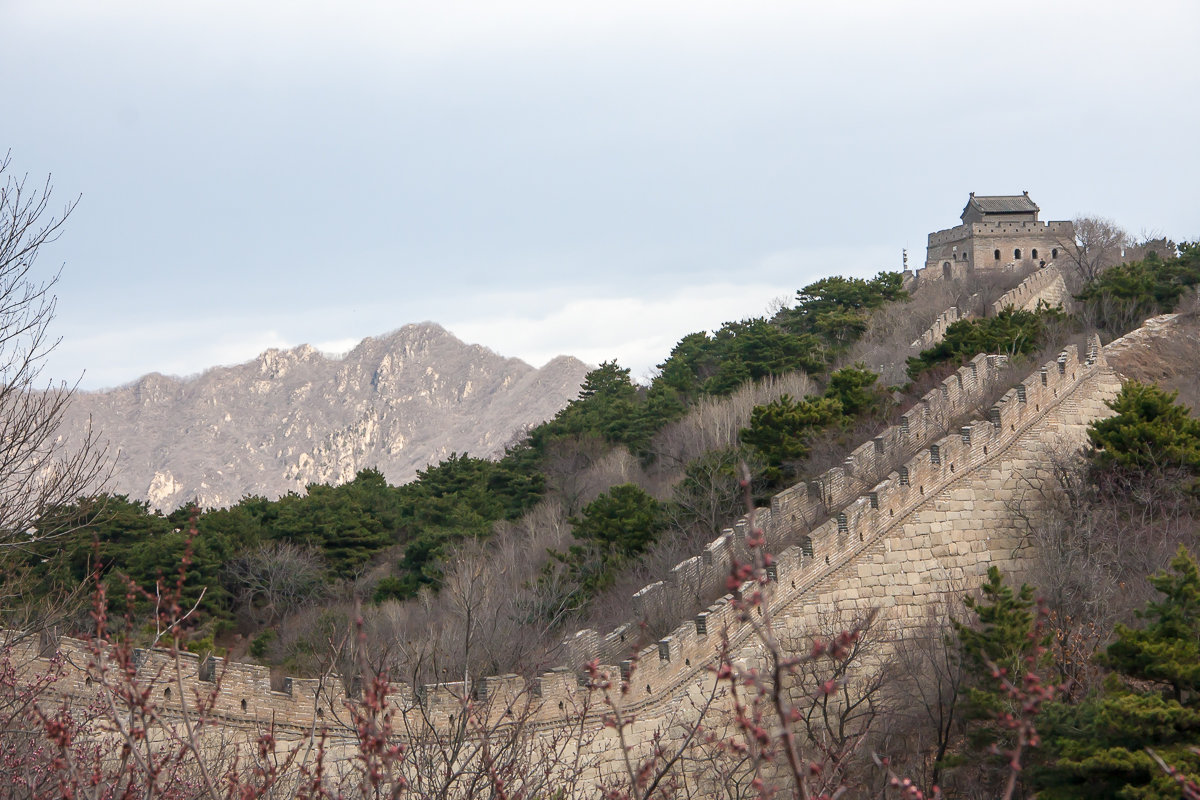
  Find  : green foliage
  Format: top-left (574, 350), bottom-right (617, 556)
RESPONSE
top-left (28, 458), bottom-right (545, 624)
top-left (824, 364), bottom-right (887, 418)
top-left (779, 271), bottom-right (908, 347)
top-left (906, 307), bottom-right (1060, 381)
top-left (948, 567), bottom-right (1051, 788)
top-left (549, 484), bottom-right (664, 602)
top-left (954, 567), bottom-right (1048, 679)
top-left (1077, 243), bottom-right (1200, 335)
top-left (655, 272), bottom-right (904, 406)
top-left (532, 361), bottom-right (665, 453)
top-left (1105, 546), bottom-right (1200, 701)
top-left (740, 394), bottom-right (844, 486)
top-left (570, 483), bottom-right (662, 559)
top-left (186, 634), bottom-right (219, 658)
top-left (390, 452), bottom-right (545, 596)
top-left (655, 319), bottom-right (827, 400)
top-left (270, 482), bottom-right (392, 575)
top-left (371, 576), bottom-right (408, 604)
top-left (1087, 381), bottom-right (1200, 480)
top-left (249, 629), bottom-right (276, 659)
top-left (738, 365), bottom-right (885, 488)
top-left (1036, 548), bottom-right (1200, 798)
top-left (27, 495), bottom-right (236, 621)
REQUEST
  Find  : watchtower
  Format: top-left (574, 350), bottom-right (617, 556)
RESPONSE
top-left (925, 192), bottom-right (1073, 277)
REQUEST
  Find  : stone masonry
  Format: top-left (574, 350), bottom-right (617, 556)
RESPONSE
top-left (925, 192), bottom-right (1073, 276)
top-left (5, 329), bottom-right (1127, 789)
top-left (990, 264), bottom-right (1069, 315)
top-left (909, 263), bottom-right (1071, 353)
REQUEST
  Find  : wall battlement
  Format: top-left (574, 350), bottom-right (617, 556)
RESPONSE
top-left (925, 203), bottom-right (1074, 276)
top-left (911, 259), bottom-right (973, 288)
top-left (910, 262), bottom-right (1070, 356)
top-left (927, 220), bottom-right (1072, 248)
top-left (6, 332), bottom-right (1108, 742)
top-left (912, 306), bottom-right (961, 348)
top-left (991, 265), bottom-right (1068, 315)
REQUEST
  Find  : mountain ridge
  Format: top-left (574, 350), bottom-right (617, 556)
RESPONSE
top-left (57, 322), bottom-right (592, 511)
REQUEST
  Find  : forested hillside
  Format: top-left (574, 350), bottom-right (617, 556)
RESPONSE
top-left (15, 260), bottom-right (1089, 670)
top-left (7, 235), bottom-right (1200, 797)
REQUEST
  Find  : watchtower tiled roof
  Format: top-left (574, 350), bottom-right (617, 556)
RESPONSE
top-left (962, 192), bottom-right (1039, 221)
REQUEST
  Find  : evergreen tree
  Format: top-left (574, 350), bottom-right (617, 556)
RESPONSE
top-left (823, 364), bottom-right (886, 418)
top-left (534, 361), bottom-right (662, 451)
top-left (1076, 242), bottom-right (1200, 334)
top-left (906, 307), bottom-right (1060, 381)
top-left (549, 484), bottom-right (664, 600)
top-left (1087, 381), bottom-right (1200, 479)
top-left (739, 394), bottom-right (843, 486)
top-left (569, 483), bottom-right (662, 559)
top-left (780, 271), bottom-right (908, 342)
top-left (947, 567), bottom-right (1052, 794)
top-left (1036, 547), bottom-right (1200, 798)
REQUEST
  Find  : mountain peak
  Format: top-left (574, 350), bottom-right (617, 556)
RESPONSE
top-left (58, 325), bottom-right (591, 510)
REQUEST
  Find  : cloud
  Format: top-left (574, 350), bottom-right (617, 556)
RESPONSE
top-left (445, 280), bottom-right (801, 381)
top-left (46, 240), bottom-right (897, 390)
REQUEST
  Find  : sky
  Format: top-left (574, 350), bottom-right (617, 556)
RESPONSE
top-left (3, 0), bottom-right (1198, 390)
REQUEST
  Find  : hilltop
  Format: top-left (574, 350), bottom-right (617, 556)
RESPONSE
top-left (54, 322), bottom-right (591, 510)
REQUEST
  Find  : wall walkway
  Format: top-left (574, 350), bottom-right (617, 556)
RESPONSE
top-left (5, 332), bottom-right (1124, 776)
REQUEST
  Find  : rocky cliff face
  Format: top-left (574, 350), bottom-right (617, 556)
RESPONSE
top-left (58, 323), bottom-right (591, 511)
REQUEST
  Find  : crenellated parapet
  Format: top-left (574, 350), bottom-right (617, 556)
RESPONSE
top-left (990, 265), bottom-right (1068, 315)
top-left (9, 335), bottom-right (1111, 744)
top-left (911, 262), bottom-right (1069, 357)
top-left (560, 336), bottom-right (1102, 686)
top-left (925, 210), bottom-right (1073, 276)
top-left (911, 306), bottom-right (961, 348)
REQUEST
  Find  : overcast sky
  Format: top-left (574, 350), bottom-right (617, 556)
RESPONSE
top-left (4, 0), bottom-right (1197, 390)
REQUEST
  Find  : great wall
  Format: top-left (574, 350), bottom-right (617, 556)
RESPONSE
top-left (908, 262), bottom-right (1070, 351)
top-left (989, 265), bottom-right (1069, 316)
top-left (1, 199), bottom-right (1166, 786)
top-left (3, 317), bottom-right (1130, 778)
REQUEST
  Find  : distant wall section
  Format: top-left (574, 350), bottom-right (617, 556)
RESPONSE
top-left (991, 265), bottom-right (1069, 314)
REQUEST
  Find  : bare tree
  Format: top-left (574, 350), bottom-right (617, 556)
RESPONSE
top-left (224, 541), bottom-right (328, 625)
top-left (0, 153), bottom-right (108, 548)
top-left (1059, 215), bottom-right (1128, 287)
top-left (873, 597), bottom-right (968, 794)
top-left (1007, 438), bottom-right (1198, 700)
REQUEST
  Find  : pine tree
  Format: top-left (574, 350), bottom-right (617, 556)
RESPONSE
top-left (1035, 547), bottom-right (1200, 798)
top-left (1087, 381), bottom-right (1200, 479)
top-left (946, 566), bottom-right (1052, 794)
top-left (739, 393), bottom-right (844, 486)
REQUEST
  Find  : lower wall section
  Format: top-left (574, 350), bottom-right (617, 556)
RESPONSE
top-left (549, 357), bottom-right (1123, 791)
top-left (5, 342), bottom-right (1126, 796)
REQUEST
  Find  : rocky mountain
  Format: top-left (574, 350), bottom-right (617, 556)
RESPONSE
top-left (57, 323), bottom-right (592, 511)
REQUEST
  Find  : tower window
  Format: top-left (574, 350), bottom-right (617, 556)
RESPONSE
top-left (994, 249), bottom-right (1001, 260)
top-left (1014, 248), bottom-right (1022, 259)
top-left (1052, 248), bottom-right (1058, 259)
top-left (1031, 248), bottom-right (1038, 259)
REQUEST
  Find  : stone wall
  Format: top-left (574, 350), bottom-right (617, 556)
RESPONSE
top-left (926, 220), bottom-right (1073, 274)
top-left (910, 263), bottom-right (1071, 354)
top-left (991, 264), bottom-right (1069, 314)
top-left (8, 334), bottom-right (1117, 746)
top-left (911, 306), bottom-right (960, 349)
top-left (910, 258), bottom-right (970, 289)
top-left (6, 312), bottom-right (1144, 800)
